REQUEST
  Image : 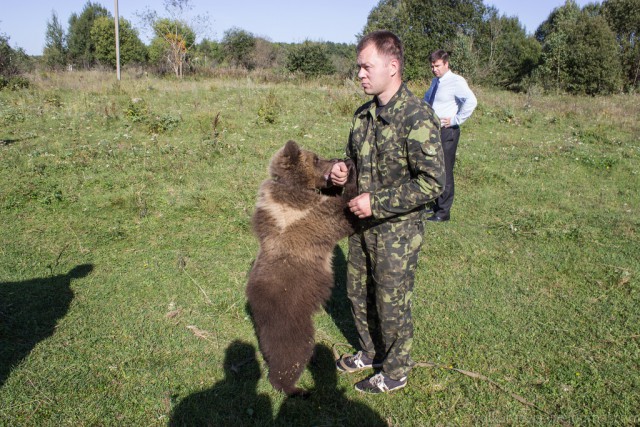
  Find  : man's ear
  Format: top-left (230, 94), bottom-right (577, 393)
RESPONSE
top-left (389, 58), bottom-right (400, 77)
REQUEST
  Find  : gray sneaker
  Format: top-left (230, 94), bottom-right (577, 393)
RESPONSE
top-left (355, 372), bottom-right (407, 394)
top-left (336, 351), bottom-right (380, 373)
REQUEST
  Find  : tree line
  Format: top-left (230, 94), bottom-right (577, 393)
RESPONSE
top-left (35, 0), bottom-right (352, 80)
top-left (2, 0), bottom-right (638, 94)
top-left (364, 0), bottom-right (638, 94)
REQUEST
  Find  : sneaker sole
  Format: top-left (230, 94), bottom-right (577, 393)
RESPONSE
top-left (355, 381), bottom-right (407, 394)
top-left (336, 358), bottom-right (381, 373)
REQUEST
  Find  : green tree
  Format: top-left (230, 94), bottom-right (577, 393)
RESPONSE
top-left (535, 0), bottom-right (581, 43)
top-left (325, 42), bottom-right (357, 78)
top-left (536, 0), bottom-right (623, 94)
top-left (0, 32), bottom-right (31, 88)
top-left (193, 38), bottom-right (224, 68)
top-left (565, 12), bottom-right (622, 94)
top-left (0, 34), bottom-right (20, 78)
top-left (475, 8), bottom-right (541, 90)
top-left (446, 29), bottom-right (477, 80)
top-left (603, 0), bottom-right (640, 90)
top-left (43, 11), bottom-right (68, 70)
top-left (286, 41), bottom-right (336, 77)
top-left (535, 0), bottom-right (581, 92)
top-left (139, 0), bottom-right (209, 77)
top-left (148, 18), bottom-right (196, 77)
top-left (360, 0), bottom-right (403, 35)
top-left (361, 0), bottom-right (486, 80)
top-left (67, 1), bottom-right (110, 68)
top-left (91, 16), bottom-right (147, 69)
top-left (222, 27), bottom-right (256, 69)
top-left (252, 38), bottom-right (284, 70)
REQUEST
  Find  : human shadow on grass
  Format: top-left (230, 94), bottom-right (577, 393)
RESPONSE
top-left (274, 343), bottom-right (387, 426)
top-left (0, 264), bottom-right (94, 387)
top-left (169, 340), bottom-right (273, 426)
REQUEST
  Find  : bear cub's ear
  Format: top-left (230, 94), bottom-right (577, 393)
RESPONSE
top-left (282, 140), bottom-right (300, 162)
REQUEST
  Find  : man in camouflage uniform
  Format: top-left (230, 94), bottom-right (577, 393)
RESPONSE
top-left (330, 30), bottom-right (445, 393)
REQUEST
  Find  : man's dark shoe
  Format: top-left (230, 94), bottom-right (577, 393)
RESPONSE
top-left (355, 372), bottom-right (407, 394)
top-left (427, 213), bottom-right (450, 222)
top-left (336, 351), bottom-right (380, 373)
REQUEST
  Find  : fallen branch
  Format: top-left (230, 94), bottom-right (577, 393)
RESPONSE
top-left (332, 342), bottom-right (571, 426)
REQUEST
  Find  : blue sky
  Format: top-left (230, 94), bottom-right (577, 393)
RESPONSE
top-left (2, 0), bottom-right (596, 56)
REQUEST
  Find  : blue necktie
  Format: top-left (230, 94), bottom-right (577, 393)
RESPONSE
top-left (427, 78), bottom-right (439, 106)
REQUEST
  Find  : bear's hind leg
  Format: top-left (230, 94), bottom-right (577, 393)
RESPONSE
top-left (268, 369), bottom-right (309, 398)
top-left (264, 322), bottom-right (315, 397)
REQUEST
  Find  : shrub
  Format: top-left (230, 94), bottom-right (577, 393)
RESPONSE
top-left (574, 126), bottom-right (619, 145)
top-left (149, 114), bottom-right (181, 134)
top-left (286, 41), bottom-right (335, 78)
top-left (257, 90), bottom-right (279, 124)
top-left (124, 98), bottom-right (148, 123)
top-left (0, 76), bottom-right (30, 91)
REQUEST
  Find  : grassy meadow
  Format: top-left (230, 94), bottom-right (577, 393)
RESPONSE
top-left (1, 70), bottom-right (639, 426)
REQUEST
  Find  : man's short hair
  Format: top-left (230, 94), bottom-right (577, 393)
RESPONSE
top-left (429, 49), bottom-right (449, 64)
top-left (357, 30), bottom-right (404, 75)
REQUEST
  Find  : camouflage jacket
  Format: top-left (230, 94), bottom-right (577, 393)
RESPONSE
top-left (346, 83), bottom-right (445, 220)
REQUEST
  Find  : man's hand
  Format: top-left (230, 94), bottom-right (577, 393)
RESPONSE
top-left (441, 117), bottom-right (452, 128)
top-left (330, 162), bottom-right (349, 186)
top-left (348, 193), bottom-right (372, 218)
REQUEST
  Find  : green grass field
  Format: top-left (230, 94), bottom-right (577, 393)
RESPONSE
top-left (1, 71), bottom-right (638, 426)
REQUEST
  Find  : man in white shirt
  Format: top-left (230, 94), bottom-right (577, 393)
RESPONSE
top-left (423, 49), bottom-right (477, 222)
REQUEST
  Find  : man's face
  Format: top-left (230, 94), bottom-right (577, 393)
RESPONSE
top-left (357, 44), bottom-right (394, 97)
top-left (431, 59), bottom-right (449, 78)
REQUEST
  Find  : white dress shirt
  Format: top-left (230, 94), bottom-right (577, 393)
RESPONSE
top-left (425, 70), bottom-right (477, 127)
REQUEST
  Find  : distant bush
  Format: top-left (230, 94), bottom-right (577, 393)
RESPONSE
top-left (574, 125), bottom-right (619, 146)
top-left (124, 97), bottom-right (181, 134)
top-left (124, 98), bottom-right (149, 123)
top-left (149, 113), bottom-right (181, 134)
top-left (0, 105), bottom-right (25, 125)
top-left (286, 41), bottom-right (335, 78)
top-left (257, 90), bottom-right (279, 124)
top-left (328, 81), bottom-right (366, 117)
top-left (0, 33), bottom-right (32, 88)
top-left (0, 76), bottom-right (31, 91)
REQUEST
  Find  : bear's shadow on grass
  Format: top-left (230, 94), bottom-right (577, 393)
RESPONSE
top-left (274, 343), bottom-right (387, 426)
top-left (169, 342), bottom-right (387, 426)
top-left (0, 264), bottom-right (94, 387)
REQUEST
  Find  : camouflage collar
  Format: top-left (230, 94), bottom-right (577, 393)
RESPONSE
top-left (365, 83), bottom-right (409, 124)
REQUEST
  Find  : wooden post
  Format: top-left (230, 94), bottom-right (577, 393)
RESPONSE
top-left (114, 0), bottom-right (121, 80)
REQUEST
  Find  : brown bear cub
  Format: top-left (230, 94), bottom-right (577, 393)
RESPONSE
top-left (246, 140), bottom-right (357, 397)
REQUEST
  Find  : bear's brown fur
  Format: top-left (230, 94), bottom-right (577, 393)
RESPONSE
top-left (246, 140), bottom-right (356, 396)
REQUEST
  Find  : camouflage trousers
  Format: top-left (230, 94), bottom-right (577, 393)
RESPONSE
top-left (346, 216), bottom-right (424, 380)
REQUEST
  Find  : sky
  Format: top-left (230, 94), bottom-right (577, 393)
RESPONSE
top-left (2, 0), bottom-right (596, 56)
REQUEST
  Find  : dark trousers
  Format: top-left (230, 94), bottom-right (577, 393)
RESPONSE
top-left (433, 126), bottom-right (461, 217)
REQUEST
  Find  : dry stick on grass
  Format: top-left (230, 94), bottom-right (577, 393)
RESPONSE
top-left (186, 325), bottom-right (218, 348)
top-left (66, 224), bottom-right (89, 254)
top-left (166, 308), bottom-right (182, 319)
top-left (26, 378), bottom-right (54, 405)
top-left (182, 269), bottom-right (212, 305)
top-left (332, 343), bottom-right (572, 426)
top-left (48, 242), bottom-right (71, 276)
